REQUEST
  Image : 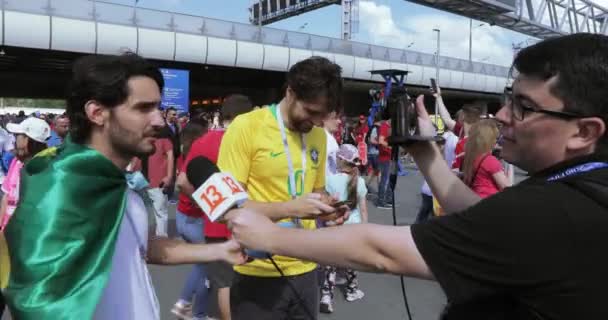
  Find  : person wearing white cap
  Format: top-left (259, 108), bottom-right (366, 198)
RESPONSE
top-left (0, 117), bottom-right (51, 231)
top-left (319, 144), bottom-right (368, 313)
top-left (0, 127), bottom-right (15, 185)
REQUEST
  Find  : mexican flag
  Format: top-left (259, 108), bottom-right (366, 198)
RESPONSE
top-left (1, 138), bottom-right (128, 319)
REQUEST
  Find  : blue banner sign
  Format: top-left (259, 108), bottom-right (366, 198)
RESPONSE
top-left (160, 68), bottom-right (189, 113)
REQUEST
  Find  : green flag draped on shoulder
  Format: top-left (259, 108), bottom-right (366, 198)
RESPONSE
top-left (3, 137), bottom-right (128, 319)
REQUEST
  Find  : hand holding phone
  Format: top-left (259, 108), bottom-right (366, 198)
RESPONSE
top-left (332, 200), bottom-right (354, 208)
top-left (430, 78), bottom-right (439, 96)
top-left (319, 200), bottom-right (352, 226)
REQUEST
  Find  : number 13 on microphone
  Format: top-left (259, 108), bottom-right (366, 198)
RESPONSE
top-left (193, 173), bottom-right (249, 222)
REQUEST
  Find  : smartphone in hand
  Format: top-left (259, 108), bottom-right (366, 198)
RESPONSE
top-left (332, 200), bottom-right (354, 208)
top-left (430, 78), bottom-right (438, 93)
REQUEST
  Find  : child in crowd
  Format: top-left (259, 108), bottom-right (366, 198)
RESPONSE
top-left (320, 144), bottom-right (368, 313)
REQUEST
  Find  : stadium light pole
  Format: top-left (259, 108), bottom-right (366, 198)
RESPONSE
top-left (469, 20), bottom-right (485, 61)
top-left (257, 1), bottom-right (263, 42)
top-left (433, 28), bottom-right (440, 126)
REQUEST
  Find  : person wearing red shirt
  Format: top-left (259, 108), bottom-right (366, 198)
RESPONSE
top-left (352, 114), bottom-right (369, 145)
top-left (432, 86), bottom-right (482, 171)
top-left (451, 106), bottom-right (482, 170)
top-left (376, 113), bottom-right (393, 208)
top-left (451, 136), bottom-right (467, 170)
top-left (462, 120), bottom-right (511, 198)
top-left (173, 94), bottom-right (253, 320)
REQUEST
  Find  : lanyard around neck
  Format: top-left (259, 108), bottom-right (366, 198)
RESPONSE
top-left (546, 162), bottom-right (608, 181)
top-left (275, 103), bottom-right (306, 199)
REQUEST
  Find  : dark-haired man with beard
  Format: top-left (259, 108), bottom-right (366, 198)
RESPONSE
top-left (218, 56), bottom-right (346, 320)
top-left (1, 53), bottom-right (246, 320)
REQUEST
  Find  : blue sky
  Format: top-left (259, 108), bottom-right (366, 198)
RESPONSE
top-left (105, 0), bottom-right (534, 66)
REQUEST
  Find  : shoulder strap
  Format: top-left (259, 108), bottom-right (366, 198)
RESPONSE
top-left (468, 153), bottom-right (490, 187)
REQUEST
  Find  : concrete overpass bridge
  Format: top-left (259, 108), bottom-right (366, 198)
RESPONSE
top-left (0, 0), bottom-right (510, 114)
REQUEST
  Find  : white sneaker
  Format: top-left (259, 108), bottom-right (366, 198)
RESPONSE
top-left (346, 289), bottom-right (365, 302)
top-left (171, 301), bottom-right (193, 320)
top-left (319, 294), bottom-right (334, 313)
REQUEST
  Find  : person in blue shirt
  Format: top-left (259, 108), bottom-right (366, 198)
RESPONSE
top-left (47, 114), bottom-right (69, 147)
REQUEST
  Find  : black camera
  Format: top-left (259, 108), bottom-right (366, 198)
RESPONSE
top-left (386, 87), bottom-right (416, 146)
top-left (386, 87), bottom-right (441, 146)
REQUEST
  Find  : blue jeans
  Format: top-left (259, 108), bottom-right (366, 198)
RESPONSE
top-left (176, 211), bottom-right (209, 317)
top-left (367, 153), bottom-right (379, 171)
top-left (377, 160), bottom-right (393, 205)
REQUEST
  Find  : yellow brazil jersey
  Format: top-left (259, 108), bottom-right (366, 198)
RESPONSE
top-left (218, 104), bottom-right (327, 277)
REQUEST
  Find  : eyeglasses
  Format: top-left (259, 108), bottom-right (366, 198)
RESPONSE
top-left (502, 88), bottom-right (586, 121)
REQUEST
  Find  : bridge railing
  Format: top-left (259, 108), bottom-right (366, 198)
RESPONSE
top-left (2, 0), bottom-right (510, 77)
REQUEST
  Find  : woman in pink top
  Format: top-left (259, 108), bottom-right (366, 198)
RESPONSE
top-left (462, 119), bottom-right (511, 198)
top-left (0, 117), bottom-right (50, 231)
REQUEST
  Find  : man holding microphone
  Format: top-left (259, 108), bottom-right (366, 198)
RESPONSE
top-left (227, 34), bottom-right (608, 319)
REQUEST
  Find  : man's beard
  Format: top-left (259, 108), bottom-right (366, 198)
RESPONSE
top-left (287, 108), bottom-right (313, 133)
top-left (296, 122), bottom-right (314, 133)
top-left (108, 116), bottom-right (157, 159)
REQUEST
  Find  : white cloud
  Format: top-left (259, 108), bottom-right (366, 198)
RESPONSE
top-left (358, 0), bottom-right (516, 66)
top-left (358, 1), bottom-right (413, 45)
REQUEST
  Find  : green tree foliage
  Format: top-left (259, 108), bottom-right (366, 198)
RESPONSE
top-left (1, 98), bottom-right (65, 109)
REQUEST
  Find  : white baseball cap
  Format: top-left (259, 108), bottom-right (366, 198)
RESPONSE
top-left (7, 117), bottom-right (51, 143)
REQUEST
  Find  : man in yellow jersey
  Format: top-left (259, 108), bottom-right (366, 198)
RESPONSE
top-left (218, 56), bottom-right (343, 319)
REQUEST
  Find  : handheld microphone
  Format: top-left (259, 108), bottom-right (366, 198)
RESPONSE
top-left (187, 157), bottom-right (248, 223)
top-left (186, 156), bottom-right (293, 259)
top-left (187, 156), bottom-right (320, 320)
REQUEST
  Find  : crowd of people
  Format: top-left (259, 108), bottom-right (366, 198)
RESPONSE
top-left (0, 32), bottom-right (606, 320)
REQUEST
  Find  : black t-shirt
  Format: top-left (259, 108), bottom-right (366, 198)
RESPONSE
top-left (411, 155), bottom-right (608, 320)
